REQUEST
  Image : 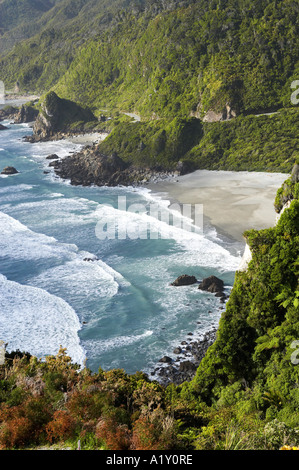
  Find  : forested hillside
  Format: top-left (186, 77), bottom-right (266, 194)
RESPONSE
top-left (1, 0), bottom-right (298, 174)
top-left (0, 0), bottom-right (63, 52)
top-left (1, 0), bottom-right (298, 118)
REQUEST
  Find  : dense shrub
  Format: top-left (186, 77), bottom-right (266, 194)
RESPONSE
top-left (46, 410), bottom-right (77, 443)
top-left (96, 417), bottom-right (131, 450)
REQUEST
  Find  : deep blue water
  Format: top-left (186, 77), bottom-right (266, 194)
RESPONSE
top-left (0, 117), bottom-right (241, 376)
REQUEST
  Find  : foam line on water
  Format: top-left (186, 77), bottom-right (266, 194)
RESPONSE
top-left (0, 211), bottom-right (78, 260)
top-left (0, 273), bottom-right (86, 366)
top-left (30, 256), bottom-right (124, 301)
top-left (83, 330), bottom-right (154, 355)
top-left (94, 203), bottom-right (241, 271)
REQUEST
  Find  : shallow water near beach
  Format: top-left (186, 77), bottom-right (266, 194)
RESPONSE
top-left (0, 121), bottom-right (241, 376)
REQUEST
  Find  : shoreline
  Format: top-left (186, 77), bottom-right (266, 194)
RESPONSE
top-left (145, 169), bottom-right (289, 244)
top-left (150, 327), bottom-right (218, 386)
top-left (7, 122), bottom-right (289, 384)
top-left (4, 93), bottom-right (40, 101)
top-left (144, 169), bottom-right (288, 385)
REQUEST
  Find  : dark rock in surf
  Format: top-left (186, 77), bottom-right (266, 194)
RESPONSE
top-left (48, 160), bottom-right (61, 168)
top-left (1, 166), bottom-right (19, 175)
top-left (171, 274), bottom-right (197, 286)
top-left (198, 275), bottom-right (224, 294)
top-left (46, 154), bottom-right (59, 160)
top-left (159, 356), bottom-right (173, 363)
top-left (155, 328), bottom-right (217, 386)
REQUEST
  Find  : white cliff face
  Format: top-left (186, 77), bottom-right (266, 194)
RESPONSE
top-left (237, 243), bottom-right (252, 272)
top-left (275, 200), bottom-right (292, 224)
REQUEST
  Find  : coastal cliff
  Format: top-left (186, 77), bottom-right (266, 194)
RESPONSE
top-left (187, 162), bottom-right (299, 415)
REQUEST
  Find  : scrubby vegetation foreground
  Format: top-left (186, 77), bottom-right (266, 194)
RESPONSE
top-left (0, 169), bottom-right (298, 451)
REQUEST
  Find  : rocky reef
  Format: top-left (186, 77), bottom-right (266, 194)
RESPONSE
top-left (153, 328), bottom-right (218, 386)
top-left (171, 275), bottom-right (198, 286)
top-left (152, 275), bottom-right (228, 385)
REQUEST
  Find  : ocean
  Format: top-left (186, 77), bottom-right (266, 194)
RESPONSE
top-left (0, 115), bottom-right (241, 377)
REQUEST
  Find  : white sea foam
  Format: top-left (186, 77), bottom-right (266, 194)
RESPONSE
top-left (0, 210), bottom-right (127, 361)
top-left (31, 256), bottom-right (122, 302)
top-left (83, 330), bottom-right (153, 356)
top-left (0, 210), bottom-right (125, 291)
top-left (94, 203), bottom-right (241, 271)
top-left (30, 139), bottom-right (84, 161)
top-left (1, 197), bottom-right (100, 229)
top-left (0, 273), bottom-right (86, 366)
top-left (0, 184), bottom-right (34, 194)
top-left (0, 211), bottom-right (78, 260)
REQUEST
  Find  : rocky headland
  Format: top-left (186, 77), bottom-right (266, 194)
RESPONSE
top-left (0, 100), bottom-right (39, 124)
top-left (52, 143), bottom-right (179, 186)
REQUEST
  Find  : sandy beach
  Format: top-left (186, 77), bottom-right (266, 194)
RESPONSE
top-left (63, 132), bottom-right (108, 146)
top-left (147, 170), bottom-right (289, 243)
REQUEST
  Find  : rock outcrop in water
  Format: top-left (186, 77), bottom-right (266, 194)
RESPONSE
top-left (1, 166), bottom-right (19, 175)
top-left (198, 275), bottom-right (224, 294)
top-left (198, 275), bottom-right (227, 303)
top-left (171, 275), bottom-right (198, 286)
top-left (46, 154), bottom-right (59, 160)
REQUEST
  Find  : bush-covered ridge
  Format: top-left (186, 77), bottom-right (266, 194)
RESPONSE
top-left (97, 107), bottom-right (299, 173)
top-left (0, 167), bottom-right (298, 450)
top-left (1, 0), bottom-right (298, 120)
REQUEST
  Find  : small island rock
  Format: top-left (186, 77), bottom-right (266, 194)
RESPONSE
top-left (171, 274), bottom-right (197, 286)
top-left (198, 275), bottom-right (224, 294)
top-left (1, 166), bottom-right (19, 175)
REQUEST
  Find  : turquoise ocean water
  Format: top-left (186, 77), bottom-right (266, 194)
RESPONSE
top-left (0, 116), bottom-right (241, 377)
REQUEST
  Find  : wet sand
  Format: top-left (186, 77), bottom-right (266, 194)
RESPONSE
top-left (147, 170), bottom-right (289, 243)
